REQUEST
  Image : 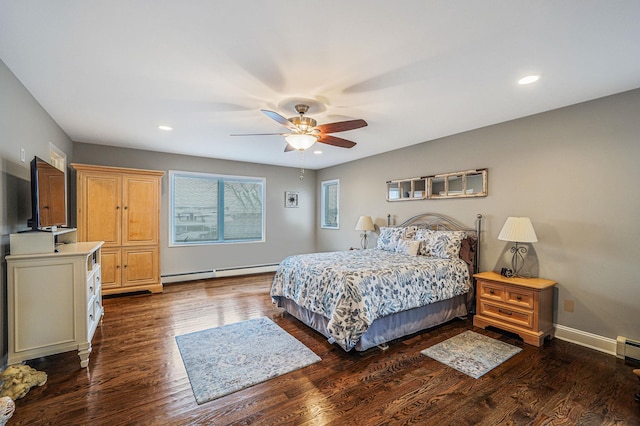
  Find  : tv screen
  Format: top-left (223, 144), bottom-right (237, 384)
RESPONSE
top-left (29, 156), bottom-right (67, 230)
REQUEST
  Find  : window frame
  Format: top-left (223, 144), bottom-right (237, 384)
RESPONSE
top-left (169, 170), bottom-right (266, 246)
top-left (321, 179), bottom-right (340, 229)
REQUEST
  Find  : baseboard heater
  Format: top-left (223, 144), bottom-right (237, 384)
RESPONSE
top-left (162, 270), bottom-right (216, 284)
top-left (215, 263), bottom-right (279, 278)
top-left (616, 336), bottom-right (640, 362)
top-left (161, 263), bottom-right (279, 284)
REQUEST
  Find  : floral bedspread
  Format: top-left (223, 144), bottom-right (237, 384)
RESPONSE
top-left (270, 249), bottom-right (470, 351)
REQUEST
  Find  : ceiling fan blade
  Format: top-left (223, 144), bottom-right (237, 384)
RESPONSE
top-left (317, 134), bottom-right (357, 148)
top-left (316, 119), bottom-right (367, 134)
top-left (261, 109), bottom-right (298, 130)
top-left (230, 132), bottom-right (288, 136)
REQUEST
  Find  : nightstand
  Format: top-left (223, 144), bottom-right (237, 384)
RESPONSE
top-left (473, 271), bottom-right (557, 347)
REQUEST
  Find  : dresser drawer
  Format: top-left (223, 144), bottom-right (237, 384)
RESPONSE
top-left (478, 300), bottom-right (534, 330)
top-left (88, 298), bottom-right (97, 330)
top-left (94, 266), bottom-right (102, 295)
top-left (87, 265), bottom-right (101, 301)
top-left (478, 281), bottom-right (506, 302)
top-left (87, 277), bottom-right (96, 300)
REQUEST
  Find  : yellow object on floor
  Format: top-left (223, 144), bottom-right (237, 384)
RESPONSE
top-left (0, 364), bottom-right (47, 401)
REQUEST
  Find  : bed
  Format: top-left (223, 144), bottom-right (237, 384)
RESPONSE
top-left (270, 213), bottom-right (482, 351)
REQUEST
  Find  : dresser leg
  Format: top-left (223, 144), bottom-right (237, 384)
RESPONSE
top-left (78, 342), bottom-right (92, 368)
top-left (522, 334), bottom-right (544, 347)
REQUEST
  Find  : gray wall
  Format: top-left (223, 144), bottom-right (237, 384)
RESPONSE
top-left (318, 89), bottom-right (640, 342)
top-left (72, 143), bottom-right (317, 276)
top-left (0, 59), bottom-right (74, 365)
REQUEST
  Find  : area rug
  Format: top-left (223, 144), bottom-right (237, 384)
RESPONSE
top-left (175, 316), bottom-right (321, 404)
top-left (421, 330), bottom-right (521, 379)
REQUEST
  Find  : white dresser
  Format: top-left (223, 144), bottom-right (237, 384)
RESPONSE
top-left (6, 233), bottom-right (104, 368)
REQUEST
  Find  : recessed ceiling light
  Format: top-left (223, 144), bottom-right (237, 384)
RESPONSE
top-left (158, 125), bottom-right (173, 131)
top-left (313, 150), bottom-right (323, 155)
top-left (518, 75), bottom-right (540, 85)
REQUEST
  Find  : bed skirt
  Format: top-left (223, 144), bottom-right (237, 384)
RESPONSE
top-left (279, 294), bottom-right (468, 351)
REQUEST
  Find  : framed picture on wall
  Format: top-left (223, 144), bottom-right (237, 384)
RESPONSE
top-left (285, 191), bottom-right (299, 208)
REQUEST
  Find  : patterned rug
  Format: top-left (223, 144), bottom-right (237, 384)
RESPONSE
top-left (175, 317), bottom-right (321, 404)
top-left (421, 330), bottom-right (522, 379)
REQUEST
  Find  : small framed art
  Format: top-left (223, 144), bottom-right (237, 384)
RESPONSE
top-left (285, 191), bottom-right (299, 208)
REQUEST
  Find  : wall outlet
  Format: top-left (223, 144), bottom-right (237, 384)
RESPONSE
top-left (564, 299), bottom-right (575, 313)
top-left (20, 148), bottom-right (25, 163)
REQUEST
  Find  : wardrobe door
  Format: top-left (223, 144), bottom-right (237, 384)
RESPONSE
top-left (80, 173), bottom-right (122, 246)
top-left (121, 175), bottom-right (159, 246)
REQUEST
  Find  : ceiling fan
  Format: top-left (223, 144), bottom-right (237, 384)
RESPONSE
top-left (232, 104), bottom-right (367, 151)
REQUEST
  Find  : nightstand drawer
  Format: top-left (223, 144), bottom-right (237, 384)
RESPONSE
top-left (479, 301), bottom-right (534, 330)
top-left (478, 281), bottom-right (506, 302)
top-left (506, 288), bottom-right (534, 309)
top-left (478, 279), bottom-right (535, 309)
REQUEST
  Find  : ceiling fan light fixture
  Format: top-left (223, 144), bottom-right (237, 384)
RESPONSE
top-left (289, 116), bottom-right (317, 131)
top-left (285, 134), bottom-right (318, 150)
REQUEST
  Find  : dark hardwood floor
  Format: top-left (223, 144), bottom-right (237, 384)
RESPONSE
top-left (8, 273), bottom-right (640, 425)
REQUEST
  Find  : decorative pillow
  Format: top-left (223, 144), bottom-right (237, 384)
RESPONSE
top-left (376, 226), bottom-right (417, 251)
top-left (414, 229), bottom-right (467, 259)
top-left (414, 228), bottom-right (433, 256)
top-left (403, 225), bottom-right (418, 239)
top-left (395, 239), bottom-right (421, 256)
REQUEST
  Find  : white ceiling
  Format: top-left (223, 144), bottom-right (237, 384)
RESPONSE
top-left (1, 1), bottom-right (639, 170)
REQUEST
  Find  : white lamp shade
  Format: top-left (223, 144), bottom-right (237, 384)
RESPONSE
top-left (498, 217), bottom-right (538, 243)
top-left (285, 134), bottom-right (317, 150)
top-left (355, 215), bottom-right (375, 231)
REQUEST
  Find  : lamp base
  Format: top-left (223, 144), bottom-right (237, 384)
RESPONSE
top-left (360, 232), bottom-right (369, 249)
top-left (509, 243), bottom-right (531, 277)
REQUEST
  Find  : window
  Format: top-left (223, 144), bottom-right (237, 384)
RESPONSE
top-left (321, 179), bottom-right (339, 229)
top-left (170, 171), bottom-right (265, 245)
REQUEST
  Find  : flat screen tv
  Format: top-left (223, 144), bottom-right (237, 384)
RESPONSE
top-left (28, 156), bottom-right (67, 230)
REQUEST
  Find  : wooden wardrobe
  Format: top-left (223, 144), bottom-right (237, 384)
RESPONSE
top-left (72, 164), bottom-right (164, 295)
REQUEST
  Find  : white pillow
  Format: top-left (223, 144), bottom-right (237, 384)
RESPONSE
top-left (395, 239), bottom-right (421, 256)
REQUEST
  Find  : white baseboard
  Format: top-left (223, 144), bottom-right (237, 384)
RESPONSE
top-left (553, 324), bottom-right (617, 356)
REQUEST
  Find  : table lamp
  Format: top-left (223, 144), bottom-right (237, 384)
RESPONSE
top-left (498, 217), bottom-right (538, 277)
top-left (355, 216), bottom-right (375, 249)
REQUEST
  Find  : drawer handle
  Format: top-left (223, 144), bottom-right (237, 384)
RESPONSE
top-left (89, 286), bottom-right (94, 292)
top-left (498, 309), bottom-right (513, 316)
top-left (516, 295), bottom-right (522, 301)
top-left (489, 290), bottom-right (495, 295)
top-left (89, 314), bottom-right (94, 321)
